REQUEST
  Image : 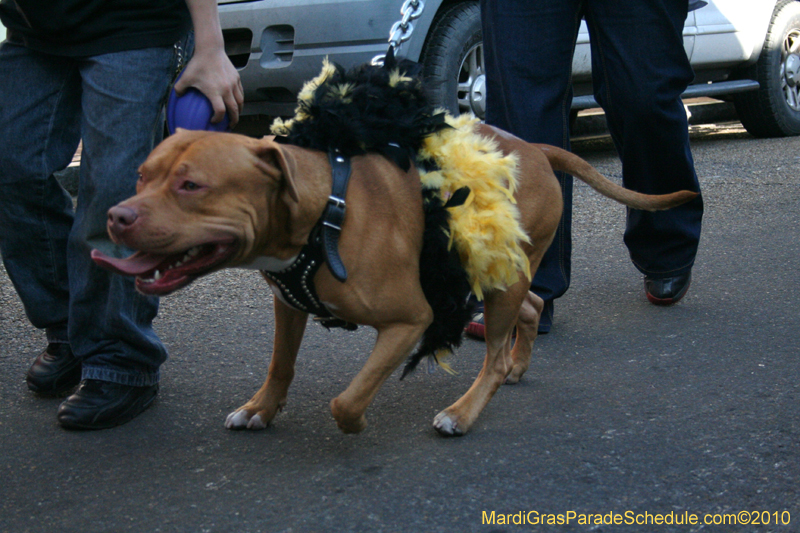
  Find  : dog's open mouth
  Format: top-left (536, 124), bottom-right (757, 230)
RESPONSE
top-left (91, 242), bottom-right (237, 296)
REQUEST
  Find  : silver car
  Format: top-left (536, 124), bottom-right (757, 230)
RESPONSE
top-left (219, 0), bottom-right (800, 137)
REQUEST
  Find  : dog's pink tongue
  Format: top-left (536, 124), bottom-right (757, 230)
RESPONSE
top-left (91, 249), bottom-right (165, 276)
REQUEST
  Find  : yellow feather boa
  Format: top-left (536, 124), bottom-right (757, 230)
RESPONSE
top-left (418, 114), bottom-right (531, 300)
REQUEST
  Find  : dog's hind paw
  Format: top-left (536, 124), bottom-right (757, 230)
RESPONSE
top-left (504, 367), bottom-right (524, 385)
top-left (225, 409), bottom-right (268, 430)
top-left (433, 411), bottom-right (465, 437)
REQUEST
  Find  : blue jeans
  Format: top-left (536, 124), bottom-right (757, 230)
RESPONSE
top-left (0, 37), bottom-right (189, 386)
top-left (481, 0), bottom-right (704, 324)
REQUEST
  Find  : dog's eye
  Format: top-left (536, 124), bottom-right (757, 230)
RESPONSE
top-left (181, 180), bottom-right (201, 191)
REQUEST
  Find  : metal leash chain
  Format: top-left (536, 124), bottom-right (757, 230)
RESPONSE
top-left (174, 41), bottom-right (186, 78)
top-left (372, 0), bottom-right (425, 65)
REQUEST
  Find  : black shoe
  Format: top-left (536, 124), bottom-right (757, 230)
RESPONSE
top-left (644, 271), bottom-right (692, 306)
top-left (57, 379), bottom-right (158, 430)
top-left (26, 343), bottom-right (81, 396)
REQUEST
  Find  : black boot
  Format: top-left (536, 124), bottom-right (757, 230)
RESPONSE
top-left (57, 379), bottom-right (158, 430)
top-left (644, 271), bottom-right (692, 306)
top-left (26, 343), bottom-right (81, 396)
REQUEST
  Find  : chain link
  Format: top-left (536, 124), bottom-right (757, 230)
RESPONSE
top-left (372, 0), bottom-right (425, 66)
top-left (174, 40), bottom-right (186, 78)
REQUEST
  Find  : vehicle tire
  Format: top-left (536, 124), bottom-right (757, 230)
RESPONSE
top-left (733, 0), bottom-right (800, 137)
top-left (420, 1), bottom-right (483, 118)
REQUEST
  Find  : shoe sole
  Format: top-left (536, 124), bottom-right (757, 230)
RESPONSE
top-left (464, 322), bottom-right (485, 339)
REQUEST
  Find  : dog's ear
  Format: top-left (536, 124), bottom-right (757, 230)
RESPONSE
top-left (252, 138), bottom-right (333, 248)
top-left (254, 137), bottom-right (300, 203)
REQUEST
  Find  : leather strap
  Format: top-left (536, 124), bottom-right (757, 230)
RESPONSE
top-left (260, 150), bottom-right (356, 330)
top-left (322, 150), bottom-right (352, 282)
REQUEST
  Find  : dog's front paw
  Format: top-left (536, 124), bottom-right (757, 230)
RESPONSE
top-left (433, 410), bottom-right (466, 437)
top-left (225, 408), bottom-right (269, 430)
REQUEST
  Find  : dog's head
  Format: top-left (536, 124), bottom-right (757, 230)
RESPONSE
top-left (91, 129), bottom-right (303, 296)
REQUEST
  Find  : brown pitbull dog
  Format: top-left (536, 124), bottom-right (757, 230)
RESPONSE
top-left (92, 125), bottom-right (696, 436)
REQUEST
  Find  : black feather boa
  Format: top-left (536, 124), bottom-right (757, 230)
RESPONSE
top-left (401, 189), bottom-right (475, 379)
top-left (274, 51), bottom-right (447, 170)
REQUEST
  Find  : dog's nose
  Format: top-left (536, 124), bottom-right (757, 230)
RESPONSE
top-left (107, 205), bottom-right (138, 231)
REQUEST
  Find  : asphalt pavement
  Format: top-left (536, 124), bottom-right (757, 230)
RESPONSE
top-left (1, 120), bottom-right (798, 533)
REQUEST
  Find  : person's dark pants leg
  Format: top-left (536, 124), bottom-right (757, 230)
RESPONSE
top-left (481, 0), bottom-right (584, 331)
top-left (586, 0), bottom-right (703, 278)
top-left (68, 45), bottom-right (180, 386)
top-left (0, 42), bottom-right (86, 394)
top-left (0, 42), bottom-right (80, 346)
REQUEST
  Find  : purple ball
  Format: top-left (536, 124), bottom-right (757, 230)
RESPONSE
top-left (166, 86), bottom-right (230, 134)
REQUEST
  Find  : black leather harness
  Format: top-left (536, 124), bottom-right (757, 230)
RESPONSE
top-left (320, 150), bottom-right (351, 283)
top-left (261, 150), bottom-right (357, 330)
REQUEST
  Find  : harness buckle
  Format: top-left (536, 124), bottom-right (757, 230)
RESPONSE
top-left (328, 195), bottom-right (346, 209)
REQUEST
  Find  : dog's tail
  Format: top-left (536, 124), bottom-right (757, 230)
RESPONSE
top-left (534, 144), bottom-right (699, 211)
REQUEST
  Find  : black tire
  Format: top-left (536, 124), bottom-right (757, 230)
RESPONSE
top-left (734, 0), bottom-right (800, 137)
top-left (420, 2), bottom-right (484, 118)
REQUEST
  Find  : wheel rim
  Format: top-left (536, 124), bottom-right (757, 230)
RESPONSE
top-left (781, 28), bottom-right (800, 111)
top-left (457, 43), bottom-right (485, 118)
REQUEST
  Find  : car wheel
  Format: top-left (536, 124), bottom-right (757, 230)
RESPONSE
top-left (420, 2), bottom-right (484, 118)
top-left (734, 0), bottom-right (800, 137)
